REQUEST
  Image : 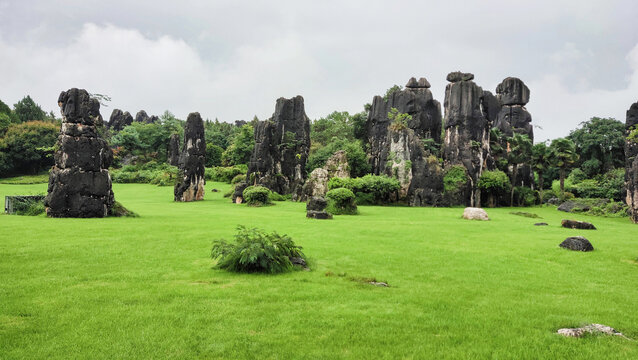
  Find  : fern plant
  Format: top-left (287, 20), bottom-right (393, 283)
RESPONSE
top-left (211, 226), bottom-right (306, 273)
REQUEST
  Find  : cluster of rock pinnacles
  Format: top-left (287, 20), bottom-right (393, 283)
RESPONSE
top-left (42, 81), bottom-right (637, 222)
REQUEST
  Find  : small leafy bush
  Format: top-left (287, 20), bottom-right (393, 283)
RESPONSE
top-left (211, 226), bottom-right (306, 273)
top-left (108, 201), bottom-right (139, 217)
top-left (243, 186), bottom-right (272, 206)
top-left (205, 165), bottom-right (247, 183)
top-left (327, 175), bottom-right (399, 205)
top-left (269, 191), bottom-right (286, 202)
top-left (326, 187), bottom-right (358, 215)
top-left (231, 174), bottom-right (246, 184)
top-left (443, 165), bottom-right (469, 193)
top-left (11, 196), bottom-right (45, 216)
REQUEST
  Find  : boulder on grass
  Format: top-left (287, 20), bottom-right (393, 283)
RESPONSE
top-left (559, 236), bottom-right (594, 251)
top-left (463, 207), bottom-right (489, 221)
top-left (558, 200), bottom-right (591, 213)
top-left (561, 219), bottom-right (596, 230)
top-left (306, 196), bottom-right (332, 219)
top-left (558, 324), bottom-right (624, 338)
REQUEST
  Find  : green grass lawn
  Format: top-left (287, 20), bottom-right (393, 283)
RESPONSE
top-left (1, 182), bottom-right (637, 359)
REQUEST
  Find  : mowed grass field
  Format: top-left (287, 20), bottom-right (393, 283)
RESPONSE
top-left (1, 182), bottom-right (637, 359)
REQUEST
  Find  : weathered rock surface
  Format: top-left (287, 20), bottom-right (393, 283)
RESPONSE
top-left (496, 77), bottom-right (530, 105)
top-left (557, 200), bottom-right (591, 213)
top-left (306, 196), bottom-right (332, 219)
top-left (107, 109), bottom-right (133, 131)
top-left (534, 222), bottom-right (548, 226)
top-left (45, 88), bottom-right (114, 217)
top-left (247, 96), bottom-right (311, 200)
top-left (561, 219), bottom-right (596, 230)
top-left (135, 110), bottom-right (158, 124)
top-left (463, 207), bottom-right (489, 220)
top-left (558, 324), bottom-right (626, 338)
top-left (232, 182), bottom-right (249, 204)
top-left (443, 72), bottom-right (489, 206)
top-left (559, 236), bottom-right (594, 251)
top-left (301, 168), bottom-right (330, 199)
top-left (168, 133), bottom-right (180, 166)
top-left (366, 77), bottom-right (443, 206)
top-left (387, 128), bottom-right (444, 206)
top-left (447, 72), bottom-right (474, 82)
top-left (625, 101), bottom-right (638, 223)
top-left (324, 150), bottom-right (349, 179)
top-left (174, 112), bottom-right (205, 202)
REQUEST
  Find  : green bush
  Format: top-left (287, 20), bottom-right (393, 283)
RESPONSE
top-left (478, 170), bottom-right (510, 207)
top-left (12, 196), bottom-right (45, 216)
top-left (231, 174), bottom-right (246, 184)
top-left (306, 139), bottom-right (370, 177)
top-left (111, 162), bottom-right (178, 186)
top-left (327, 175), bottom-right (399, 205)
top-left (108, 201), bottom-right (138, 217)
top-left (269, 191), bottom-right (286, 202)
top-left (513, 186), bottom-right (538, 207)
top-left (205, 165), bottom-right (247, 183)
top-left (326, 188), bottom-right (358, 215)
top-left (211, 226), bottom-right (306, 273)
top-left (443, 165), bottom-right (468, 193)
top-left (243, 186), bottom-right (272, 206)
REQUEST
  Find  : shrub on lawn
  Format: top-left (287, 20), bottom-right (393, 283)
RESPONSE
top-left (269, 191), bottom-right (286, 202)
top-left (327, 175), bottom-right (399, 205)
top-left (11, 196), bottom-right (45, 216)
top-left (211, 226), bottom-right (306, 273)
top-left (243, 186), bottom-right (272, 206)
top-left (205, 165), bottom-right (247, 183)
top-left (326, 187), bottom-right (358, 215)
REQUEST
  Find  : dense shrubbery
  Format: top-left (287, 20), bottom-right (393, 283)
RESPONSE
top-left (205, 165), bottom-right (247, 183)
top-left (110, 162), bottom-right (178, 186)
top-left (211, 226), bottom-right (306, 273)
top-left (443, 165), bottom-right (468, 194)
top-left (478, 170), bottom-right (510, 207)
top-left (327, 175), bottom-right (400, 205)
top-left (306, 139), bottom-right (370, 177)
top-left (551, 168), bottom-right (624, 201)
top-left (326, 188), bottom-right (358, 215)
top-left (11, 195), bottom-right (46, 216)
top-left (0, 121), bottom-right (58, 177)
top-left (243, 186), bottom-right (272, 206)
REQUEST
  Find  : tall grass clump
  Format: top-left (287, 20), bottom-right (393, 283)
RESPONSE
top-left (211, 226), bottom-right (306, 273)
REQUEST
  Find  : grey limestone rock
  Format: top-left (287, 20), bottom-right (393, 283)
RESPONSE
top-left (247, 96), bottom-right (311, 200)
top-left (107, 109), bottom-right (133, 131)
top-left (625, 101), bottom-right (638, 223)
top-left (559, 236), bottom-right (594, 251)
top-left (45, 88), bottom-right (114, 218)
top-left (174, 112), bottom-right (206, 202)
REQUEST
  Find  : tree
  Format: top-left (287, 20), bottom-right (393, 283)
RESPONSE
top-left (489, 128), bottom-right (508, 171)
top-left (506, 133), bottom-right (532, 206)
top-left (310, 111), bottom-right (355, 146)
top-left (206, 143), bottom-right (223, 167)
top-left (531, 142), bottom-right (551, 203)
top-left (549, 137), bottom-right (579, 198)
top-left (13, 95), bottom-right (46, 123)
top-left (0, 121), bottom-right (58, 176)
top-left (222, 124), bottom-right (254, 166)
top-left (567, 117), bottom-right (625, 176)
top-left (478, 170), bottom-right (511, 208)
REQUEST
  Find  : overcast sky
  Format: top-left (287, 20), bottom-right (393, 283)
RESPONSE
top-left (1, 0), bottom-right (637, 141)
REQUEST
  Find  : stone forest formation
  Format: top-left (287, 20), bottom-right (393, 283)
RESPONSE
top-left (42, 75), bottom-right (637, 222)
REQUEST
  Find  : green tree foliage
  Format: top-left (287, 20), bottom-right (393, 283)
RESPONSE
top-left (531, 142), bottom-right (551, 202)
top-left (506, 133), bottom-right (532, 206)
top-left (222, 124), bottom-right (254, 166)
top-left (311, 111), bottom-right (355, 146)
top-left (443, 165), bottom-right (469, 193)
top-left (0, 121), bottom-right (58, 176)
top-left (110, 119), bottom-right (183, 162)
top-left (206, 143), bottom-right (223, 167)
top-left (478, 170), bottom-right (511, 207)
top-left (0, 113), bottom-right (11, 135)
top-left (388, 108), bottom-right (412, 131)
top-left (325, 187), bottom-right (358, 215)
top-left (567, 117), bottom-right (625, 176)
top-left (489, 128), bottom-right (508, 171)
top-left (211, 226), bottom-right (305, 273)
top-left (306, 138), bottom-right (370, 178)
top-left (13, 95), bottom-right (46, 123)
top-left (383, 85), bottom-right (402, 101)
top-left (549, 137), bottom-right (579, 197)
top-left (205, 119), bottom-right (237, 149)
